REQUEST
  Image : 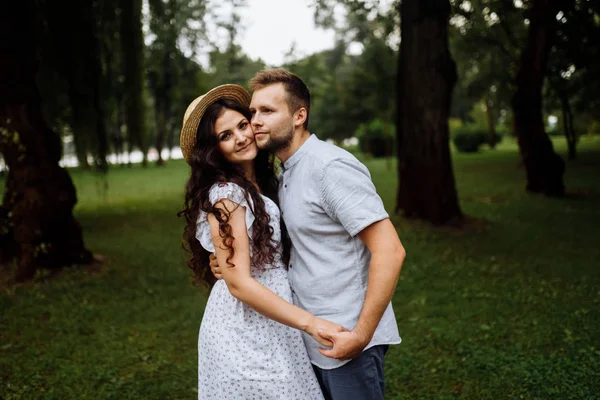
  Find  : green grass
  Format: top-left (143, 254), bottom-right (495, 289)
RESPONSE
top-left (1, 136), bottom-right (600, 399)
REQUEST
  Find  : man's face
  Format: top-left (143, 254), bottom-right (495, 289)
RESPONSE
top-left (249, 83), bottom-right (295, 153)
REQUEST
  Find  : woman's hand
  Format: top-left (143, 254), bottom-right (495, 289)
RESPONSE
top-left (209, 254), bottom-right (223, 279)
top-left (305, 316), bottom-right (348, 347)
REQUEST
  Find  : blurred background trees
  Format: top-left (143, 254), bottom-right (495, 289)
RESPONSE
top-left (1, 0), bottom-right (599, 279)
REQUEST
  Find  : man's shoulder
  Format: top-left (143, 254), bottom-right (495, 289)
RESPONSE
top-left (304, 137), bottom-right (362, 167)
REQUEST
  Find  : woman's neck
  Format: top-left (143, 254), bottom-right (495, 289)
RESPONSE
top-left (241, 161), bottom-right (257, 188)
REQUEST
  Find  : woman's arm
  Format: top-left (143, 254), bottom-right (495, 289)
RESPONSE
top-left (208, 199), bottom-right (346, 346)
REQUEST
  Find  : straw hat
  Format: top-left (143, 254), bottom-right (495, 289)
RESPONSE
top-left (180, 84), bottom-right (251, 164)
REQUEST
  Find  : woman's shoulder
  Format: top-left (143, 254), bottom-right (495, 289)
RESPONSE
top-left (208, 182), bottom-right (251, 207)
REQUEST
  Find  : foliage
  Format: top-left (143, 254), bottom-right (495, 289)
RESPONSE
top-left (355, 119), bottom-right (395, 157)
top-left (204, 0), bottom-right (266, 88)
top-left (1, 138), bottom-right (600, 398)
top-left (451, 102), bottom-right (505, 152)
top-left (449, 0), bottom-right (526, 121)
top-left (452, 126), bottom-right (487, 153)
top-left (292, 1), bottom-right (398, 141)
top-left (208, 47), bottom-right (266, 88)
top-left (282, 34), bottom-right (397, 142)
top-left (450, 0), bottom-right (600, 159)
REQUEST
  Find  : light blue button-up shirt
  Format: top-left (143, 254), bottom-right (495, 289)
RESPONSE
top-left (279, 134), bottom-right (401, 369)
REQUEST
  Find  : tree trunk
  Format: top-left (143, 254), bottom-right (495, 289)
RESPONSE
top-left (154, 98), bottom-right (167, 166)
top-left (511, 0), bottom-right (565, 196)
top-left (0, 154), bottom-right (5, 177)
top-left (72, 117), bottom-right (91, 168)
top-left (153, 51), bottom-right (173, 167)
top-left (166, 119), bottom-right (176, 160)
top-left (120, 0), bottom-right (148, 166)
top-left (565, 106), bottom-right (576, 161)
top-left (116, 94), bottom-right (127, 166)
top-left (0, 1), bottom-right (93, 281)
top-left (558, 90), bottom-right (577, 161)
top-left (395, 0), bottom-right (462, 224)
top-left (50, 0), bottom-right (108, 171)
top-left (485, 95), bottom-right (497, 149)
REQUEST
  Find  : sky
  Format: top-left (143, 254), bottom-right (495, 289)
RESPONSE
top-left (218, 0), bottom-right (338, 66)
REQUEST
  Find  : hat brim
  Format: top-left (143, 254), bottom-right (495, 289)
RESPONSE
top-left (180, 84), bottom-right (251, 164)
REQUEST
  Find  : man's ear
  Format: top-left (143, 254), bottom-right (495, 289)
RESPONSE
top-left (294, 107), bottom-right (308, 128)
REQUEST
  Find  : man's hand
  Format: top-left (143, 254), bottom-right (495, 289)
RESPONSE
top-left (209, 254), bottom-right (223, 279)
top-left (305, 316), bottom-right (348, 347)
top-left (317, 330), bottom-right (370, 360)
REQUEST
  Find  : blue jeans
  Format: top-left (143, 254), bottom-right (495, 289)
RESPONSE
top-left (312, 345), bottom-right (389, 400)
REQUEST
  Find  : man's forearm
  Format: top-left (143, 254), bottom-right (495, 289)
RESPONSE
top-left (354, 249), bottom-right (404, 342)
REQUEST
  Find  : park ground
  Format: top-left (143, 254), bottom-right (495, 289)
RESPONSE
top-left (1, 137), bottom-right (599, 399)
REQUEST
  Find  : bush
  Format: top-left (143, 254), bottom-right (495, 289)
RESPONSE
top-left (452, 127), bottom-right (487, 153)
top-left (355, 119), bottom-right (395, 158)
top-left (491, 132), bottom-right (503, 146)
top-left (493, 124), bottom-right (509, 145)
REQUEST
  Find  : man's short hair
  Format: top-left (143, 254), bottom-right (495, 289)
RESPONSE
top-left (249, 68), bottom-right (311, 129)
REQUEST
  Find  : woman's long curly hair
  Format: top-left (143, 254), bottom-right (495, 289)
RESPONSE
top-left (178, 98), bottom-right (290, 288)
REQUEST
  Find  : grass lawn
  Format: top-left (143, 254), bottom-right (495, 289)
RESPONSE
top-left (1, 137), bottom-right (599, 399)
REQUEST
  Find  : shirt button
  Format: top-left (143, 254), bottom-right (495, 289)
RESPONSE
top-left (289, 264), bottom-right (292, 269)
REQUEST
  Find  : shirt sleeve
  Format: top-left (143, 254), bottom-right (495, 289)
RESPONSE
top-left (319, 158), bottom-right (389, 237)
top-left (195, 183), bottom-right (255, 253)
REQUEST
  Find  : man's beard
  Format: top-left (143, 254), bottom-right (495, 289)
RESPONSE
top-left (260, 123), bottom-right (294, 153)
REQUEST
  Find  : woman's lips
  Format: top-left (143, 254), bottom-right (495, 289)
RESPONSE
top-left (237, 142), bottom-right (253, 153)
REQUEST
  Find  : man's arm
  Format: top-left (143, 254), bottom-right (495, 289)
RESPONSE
top-left (209, 200), bottom-right (347, 347)
top-left (318, 218), bottom-right (405, 360)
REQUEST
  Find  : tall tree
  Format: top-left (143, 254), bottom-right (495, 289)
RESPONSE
top-left (120, 0), bottom-right (148, 166)
top-left (511, 0), bottom-right (566, 196)
top-left (98, 0), bottom-right (127, 166)
top-left (313, 0), bottom-right (462, 224)
top-left (37, 0), bottom-right (109, 170)
top-left (449, 0), bottom-right (525, 147)
top-left (147, 0), bottom-right (179, 166)
top-left (545, 0), bottom-right (600, 160)
top-left (0, 1), bottom-right (93, 281)
top-left (395, 0), bottom-right (462, 224)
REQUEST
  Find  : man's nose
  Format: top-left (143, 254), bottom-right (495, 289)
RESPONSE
top-left (251, 113), bottom-right (262, 127)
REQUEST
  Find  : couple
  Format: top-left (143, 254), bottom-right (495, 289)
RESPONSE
top-left (179, 69), bottom-right (406, 400)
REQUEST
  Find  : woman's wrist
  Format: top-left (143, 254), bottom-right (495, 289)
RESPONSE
top-left (299, 313), bottom-right (315, 333)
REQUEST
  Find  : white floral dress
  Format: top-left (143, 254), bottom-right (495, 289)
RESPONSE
top-left (195, 182), bottom-right (324, 400)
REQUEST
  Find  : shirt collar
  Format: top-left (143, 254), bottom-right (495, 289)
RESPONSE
top-left (281, 134), bottom-right (317, 171)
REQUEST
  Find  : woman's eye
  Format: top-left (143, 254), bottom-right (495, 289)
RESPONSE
top-left (240, 122), bottom-right (248, 130)
top-left (220, 132), bottom-right (231, 141)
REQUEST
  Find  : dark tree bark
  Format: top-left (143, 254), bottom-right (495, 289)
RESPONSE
top-left (0, 1), bottom-right (93, 281)
top-left (120, 0), bottom-right (148, 166)
top-left (395, 0), bottom-right (462, 225)
top-left (511, 0), bottom-right (566, 196)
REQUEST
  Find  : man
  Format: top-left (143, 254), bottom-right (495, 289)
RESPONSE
top-left (213, 68), bottom-right (405, 400)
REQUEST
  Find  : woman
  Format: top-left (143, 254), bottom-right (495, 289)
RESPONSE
top-left (179, 85), bottom-right (342, 399)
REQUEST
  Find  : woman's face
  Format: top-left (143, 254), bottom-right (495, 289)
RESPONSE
top-left (214, 108), bottom-right (257, 164)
